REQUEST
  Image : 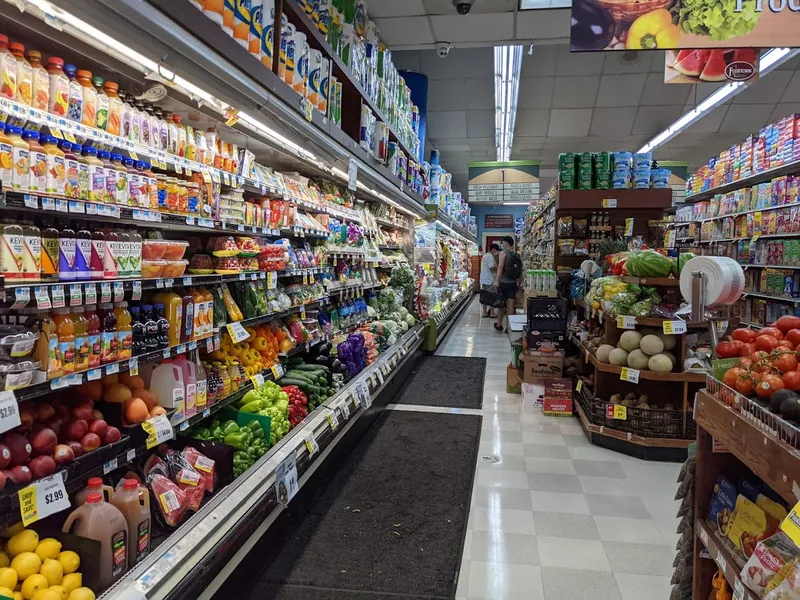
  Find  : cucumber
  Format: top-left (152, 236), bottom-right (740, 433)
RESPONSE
top-left (281, 377), bottom-right (312, 391)
top-left (287, 357), bottom-right (305, 366)
top-left (294, 363), bottom-right (329, 373)
top-left (284, 371), bottom-right (316, 384)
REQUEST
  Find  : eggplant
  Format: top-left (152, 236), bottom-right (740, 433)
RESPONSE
top-left (314, 354), bottom-right (331, 366)
top-left (330, 358), bottom-right (347, 374)
top-left (318, 342), bottom-right (332, 356)
top-left (570, 0), bottom-right (614, 52)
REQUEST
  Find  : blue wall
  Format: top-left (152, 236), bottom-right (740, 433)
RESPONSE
top-left (470, 204), bottom-right (527, 250)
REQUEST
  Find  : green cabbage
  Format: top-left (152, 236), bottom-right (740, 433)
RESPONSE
top-left (674, 0), bottom-right (760, 41)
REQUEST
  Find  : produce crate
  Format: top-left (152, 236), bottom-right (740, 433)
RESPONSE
top-left (578, 388), bottom-right (684, 438)
top-left (220, 407), bottom-right (272, 448)
top-left (526, 297), bottom-right (568, 332)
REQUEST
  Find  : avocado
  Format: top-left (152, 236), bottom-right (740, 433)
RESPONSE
top-left (781, 396), bottom-right (800, 422)
top-left (770, 389), bottom-right (797, 414)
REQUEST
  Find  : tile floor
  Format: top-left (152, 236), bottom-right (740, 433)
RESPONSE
top-left (435, 298), bottom-right (681, 600)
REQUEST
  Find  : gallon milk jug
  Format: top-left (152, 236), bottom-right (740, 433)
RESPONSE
top-left (111, 478), bottom-right (151, 569)
top-left (173, 354), bottom-right (197, 418)
top-left (149, 359), bottom-right (185, 423)
top-left (62, 492), bottom-right (129, 588)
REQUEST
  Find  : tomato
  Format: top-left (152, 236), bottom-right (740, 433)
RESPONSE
top-left (787, 329), bottom-right (800, 347)
top-left (760, 327), bottom-right (784, 340)
top-left (773, 351), bottom-right (799, 373)
top-left (776, 315), bottom-right (800, 334)
top-left (778, 340), bottom-right (796, 351)
top-left (732, 328), bottom-right (757, 343)
top-left (783, 370), bottom-right (800, 391)
top-left (751, 350), bottom-right (771, 363)
top-left (755, 335), bottom-right (780, 352)
top-left (737, 357), bottom-right (754, 370)
top-left (723, 367), bottom-right (744, 389)
top-left (730, 339), bottom-right (745, 351)
top-left (738, 343), bottom-right (756, 357)
top-left (756, 373), bottom-right (784, 398)
top-left (716, 341), bottom-right (739, 359)
top-left (735, 372), bottom-right (755, 395)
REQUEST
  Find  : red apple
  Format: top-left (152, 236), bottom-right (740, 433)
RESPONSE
top-left (28, 455), bottom-right (56, 479)
top-left (54, 403), bottom-right (70, 419)
top-left (35, 403), bottom-right (56, 423)
top-left (46, 417), bottom-right (65, 440)
top-left (53, 444), bottom-right (75, 466)
top-left (29, 427), bottom-right (57, 457)
top-left (8, 465), bottom-right (31, 485)
top-left (91, 409), bottom-right (104, 421)
top-left (103, 426), bottom-right (121, 445)
top-left (80, 433), bottom-right (101, 453)
top-left (0, 444), bottom-right (11, 469)
top-left (66, 440), bottom-right (84, 458)
top-left (4, 433), bottom-right (31, 466)
top-left (72, 404), bottom-right (94, 421)
top-left (0, 470), bottom-right (7, 492)
top-left (66, 419), bottom-right (88, 441)
top-left (88, 420), bottom-right (108, 439)
top-left (18, 406), bottom-right (34, 429)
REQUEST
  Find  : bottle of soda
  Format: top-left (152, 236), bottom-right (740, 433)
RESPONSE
top-left (141, 304), bottom-right (159, 352)
top-left (129, 305), bottom-right (146, 356)
top-left (153, 303), bottom-right (170, 349)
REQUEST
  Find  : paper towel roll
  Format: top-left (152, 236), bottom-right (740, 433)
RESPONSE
top-left (679, 256), bottom-right (745, 307)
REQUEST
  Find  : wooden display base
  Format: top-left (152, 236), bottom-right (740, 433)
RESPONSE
top-left (584, 347), bottom-right (707, 383)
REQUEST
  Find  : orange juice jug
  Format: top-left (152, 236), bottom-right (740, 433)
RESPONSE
top-left (74, 476), bottom-right (114, 506)
top-left (0, 35), bottom-right (17, 100)
top-left (199, 287), bottom-right (215, 337)
top-left (111, 479), bottom-right (151, 569)
top-left (114, 302), bottom-right (132, 360)
top-left (0, 127), bottom-right (12, 191)
top-left (222, 0), bottom-right (235, 35)
top-left (189, 288), bottom-right (205, 340)
top-left (6, 125), bottom-right (29, 191)
top-left (104, 81), bottom-right (123, 136)
top-left (38, 312), bottom-right (62, 380)
top-left (232, 0), bottom-right (251, 48)
top-left (52, 307), bottom-right (75, 375)
top-left (154, 292), bottom-right (183, 347)
top-left (62, 492), bottom-right (129, 588)
top-left (72, 306), bottom-right (89, 372)
top-left (9, 42), bottom-right (31, 106)
top-left (26, 50), bottom-right (48, 110)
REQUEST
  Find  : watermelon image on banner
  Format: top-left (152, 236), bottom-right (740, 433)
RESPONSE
top-left (664, 48), bottom-right (759, 84)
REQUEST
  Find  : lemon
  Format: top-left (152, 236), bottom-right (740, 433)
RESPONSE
top-left (9, 555), bottom-right (39, 581)
top-left (66, 589), bottom-right (93, 600)
top-left (31, 591), bottom-right (61, 600)
top-left (38, 560), bottom-right (61, 587)
top-left (47, 587), bottom-right (67, 600)
top-left (0, 568), bottom-right (17, 590)
top-left (15, 593), bottom-right (23, 600)
top-left (60, 574), bottom-right (81, 595)
top-left (0, 587), bottom-right (14, 598)
top-left (33, 540), bottom-right (60, 564)
top-left (20, 574), bottom-right (47, 599)
top-left (7, 533), bottom-right (37, 559)
top-left (0, 552), bottom-right (10, 568)
top-left (54, 554), bottom-right (78, 576)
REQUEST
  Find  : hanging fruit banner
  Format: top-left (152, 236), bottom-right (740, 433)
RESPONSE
top-left (665, 48), bottom-right (760, 84)
top-left (569, 0), bottom-right (800, 52)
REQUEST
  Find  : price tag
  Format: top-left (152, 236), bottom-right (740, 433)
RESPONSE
top-left (0, 391), bottom-right (20, 435)
top-left (602, 198), bottom-right (617, 208)
top-left (206, 337), bottom-right (214, 353)
top-left (303, 272), bottom-right (308, 285)
top-left (113, 281), bottom-right (124, 302)
top-left (101, 282), bottom-right (111, 303)
top-left (128, 357), bottom-right (138, 376)
top-left (271, 364), bottom-right (284, 379)
top-left (359, 381), bottom-right (372, 409)
top-left (9, 287), bottom-right (29, 310)
top-left (188, 341), bottom-right (197, 351)
top-left (131, 281), bottom-right (142, 301)
top-left (103, 458), bottom-right (118, 474)
top-left (176, 344), bottom-right (186, 356)
top-left (275, 452), bottom-right (299, 506)
top-left (327, 410), bottom-right (339, 430)
top-left (156, 279), bottom-right (165, 289)
top-left (185, 216), bottom-right (196, 226)
top-left (304, 435), bottom-right (319, 456)
top-left (663, 321), bottom-right (687, 335)
top-left (175, 164), bottom-right (183, 174)
top-left (733, 579), bottom-right (746, 600)
top-left (715, 550), bottom-right (727, 573)
top-left (616, 316), bottom-right (637, 330)
top-left (717, 321), bottom-right (729, 335)
top-left (87, 369), bottom-right (101, 381)
top-left (619, 367), bottom-right (640, 384)
top-left (339, 399), bottom-right (350, 420)
top-left (576, 380), bottom-right (583, 393)
top-left (376, 369), bottom-right (384, 385)
top-left (162, 349), bottom-right (170, 359)
top-left (51, 285), bottom-right (64, 309)
top-left (23, 195), bottom-right (38, 209)
top-left (624, 218), bottom-right (634, 236)
top-left (351, 391), bottom-right (360, 408)
top-left (222, 172), bottom-right (231, 186)
top-left (106, 362), bottom-right (119, 375)
top-left (69, 283), bottom-right (82, 306)
top-left (202, 409), bottom-right (210, 418)
top-left (142, 414), bottom-right (174, 449)
top-left (179, 421), bottom-right (189, 431)
top-left (84, 283), bottom-right (97, 305)
top-left (19, 473), bottom-right (70, 526)
top-left (182, 277), bottom-right (192, 287)
top-left (42, 197), bottom-right (55, 211)
top-left (303, 99), bottom-right (313, 122)
top-left (127, 449), bottom-right (137, 462)
top-left (606, 404), bottom-right (628, 420)
top-left (55, 198), bottom-right (68, 213)
top-left (34, 286), bottom-right (51, 310)
top-left (251, 373), bottom-right (265, 388)
top-left (300, 305), bottom-right (306, 319)
top-left (348, 158), bottom-right (358, 192)
top-left (164, 278), bottom-right (174, 289)
top-left (222, 322), bottom-right (250, 346)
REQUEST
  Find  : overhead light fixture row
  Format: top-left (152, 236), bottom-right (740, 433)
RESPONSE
top-left (494, 45), bottom-right (523, 163)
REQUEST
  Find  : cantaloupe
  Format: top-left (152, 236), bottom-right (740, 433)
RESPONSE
top-left (649, 354), bottom-right (674, 372)
top-left (661, 350), bottom-right (677, 367)
top-left (619, 331), bottom-right (643, 352)
top-left (609, 348), bottom-right (629, 366)
top-left (659, 333), bottom-right (677, 351)
top-left (595, 344), bottom-right (615, 364)
top-left (639, 335), bottom-right (664, 356)
top-left (628, 349), bottom-right (650, 370)
top-left (103, 383), bottom-right (132, 404)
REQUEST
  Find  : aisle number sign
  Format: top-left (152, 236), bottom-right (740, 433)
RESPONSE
top-left (619, 367), bottom-right (640, 383)
top-left (616, 316), bottom-right (637, 329)
top-left (606, 404), bottom-right (627, 420)
top-left (663, 321), bottom-right (687, 335)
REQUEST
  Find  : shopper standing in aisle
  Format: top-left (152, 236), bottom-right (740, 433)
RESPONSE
top-left (494, 236), bottom-right (521, 332)
top-left (480, 243), bottom-right (500, 317)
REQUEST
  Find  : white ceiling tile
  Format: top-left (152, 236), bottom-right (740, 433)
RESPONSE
top-left (374, 17), bottom-right (434, 46)
top-left (631, 105), bottom-right (683, 135)
top-left (427, 79), bottom-right (492, 111)
top-left (682, 82), bottom-right (726, 112)
top-left (776, 55), bottom-right (800, 71)
top-left (734, 71), bottom-right (793, 105)
top-left (639, 74), bottom-right (692, 106)
top-left (780, 72), bottom-right (800, 103)
top-left (590, 107), bottom-right (637, 136)
top-left (521, 44), bottom-right (558, 77)
top-left (430, 141), bottom-right (471, 151)
top-left (368, 0), bottom-right (426, 17)
top-left (430, 13), bottom-right (514, 43)
top-left (682, 103), bottom-right (729, 134)
top-left (596, 74), bottom-right (648, 107)
top-left (515, 9), bottom-right (569, 40)
top-left (514, 136), bottom-right (547, 149)
top-left (468, 137), bottom-right (497, 149)
top-left (603, 51), bottom-right (654, 74)
top-left (548, 109), bottom-right (593, 136)
top-left (516, 109), bottom-right (551, 136)
top-left (424, 0), bottom-right (516, 13)
top-left (418, 47), bottom-right (494, 79)
top-left (427, 110), bottom-right (468, 138)
top-left (555, 44), bottom-right (605, 76)
top-left (519, 77), bottom-right (554, 109)
top-left (552, 76), bottom-right (600, 108)
top-left (466, 110), bottom-right (496, 137)
top-left (719, 104), bottom-right (775, 133)
top-left (770, 103), bottom-right (800, 122)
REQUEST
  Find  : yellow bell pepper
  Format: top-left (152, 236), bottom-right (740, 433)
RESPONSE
top-left (626, 9), bottom-right (680, 50)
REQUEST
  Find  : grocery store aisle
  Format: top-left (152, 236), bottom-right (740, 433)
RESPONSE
top-left (438, 298), bottom-right (682, 600)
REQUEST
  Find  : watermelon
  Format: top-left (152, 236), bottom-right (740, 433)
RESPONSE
top-left (700, 50), bottom-right (728, 82)
top-left (671, 252), bottom-right (696, 277)
top-left (733, 48), bottom-right (756, 64)
top-left (626, 251), bottom-right (673, 278)
top-left (674, 49), bottom-right (711, 77)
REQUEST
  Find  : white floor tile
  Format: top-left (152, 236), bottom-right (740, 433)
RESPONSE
top-left (467, 562), bottom-right (545, 599)
top-left (614, 573), bottom-right (672, 600)
top-left (470, 506), bottom-right (537, 535)
top-left (593, 516), bottom-right (668, 545)
top-left (529, 491), bottom-right (591, 515)
top-left (537, 536), bottom-right (612, 571)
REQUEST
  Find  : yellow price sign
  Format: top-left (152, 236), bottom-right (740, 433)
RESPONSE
top-left (624, 218), bottom-right (634, 236)
top-left (616, 316), bottom-right (637, 329)
top-left (225, 107), bottom-right (240, 126)
top-left (63, 131), bottom-right (76, 143)
top-left (663, 320), bottom-right (687, 335)
top-left (602, 198), bottom-right (617, 208)
top-left (304, 99), bottom-right (313, 122)
top-left (606, 404), bottom-right (627, 420)
top-left (142, 414), bottom-right (174, 449)
top-left (129, 151), bottom-right (138, 161)
top-left (781, 501), bottom-right (800, 547)
top-left (752, 234), bottom-right (760, 242)
top-left (576, 380), bottom-right (583, 393)
top-left (271, 364), bottom-right (283, 379)
top-left (50, 128), bottom-right (64, 140)
top-left (619, 367), bottom-right (640, 383)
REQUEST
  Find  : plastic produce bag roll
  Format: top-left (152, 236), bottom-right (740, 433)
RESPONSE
top-left (678, 256), bottom-right (745, 307)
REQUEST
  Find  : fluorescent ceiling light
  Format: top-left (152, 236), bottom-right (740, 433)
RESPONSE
top-left (519, 0), bottom-right (572, 8)
top-left (638, 47), bottom-right (800, 154)
top-left (494, 45), bottom-right (523, 162)
top-left (503, 202), bottom-right (530, 205)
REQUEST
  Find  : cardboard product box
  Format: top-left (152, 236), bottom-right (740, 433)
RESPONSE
top-left (506, 364), bottom-right (522, 394)
top-left (521, 382), bottom-right (544, 412)
top-left (525, 327), bottom-right (567, 352)
top-left (520, 350), bottom-right (564, 383)
top-left (543, 378), bottom-right (574, 417)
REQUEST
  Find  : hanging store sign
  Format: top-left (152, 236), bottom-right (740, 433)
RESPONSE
top-left (468, 161), bottom-right (539, 204)
top-left (569, 2), bottom-right (800, 52)
top-left (485, 214), bottom-right (514, 229)
top-left (665, 48), bottom-right (759, 84)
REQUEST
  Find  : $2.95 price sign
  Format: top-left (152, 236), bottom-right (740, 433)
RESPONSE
top-left (19, 473), bottom-right (70, 526)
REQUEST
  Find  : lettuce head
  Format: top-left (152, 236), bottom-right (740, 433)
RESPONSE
top-left (674, 0), bottom-right (760, 41)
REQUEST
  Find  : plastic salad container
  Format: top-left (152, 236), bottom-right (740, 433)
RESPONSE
top-left (162, 240), bottom-right (189, 260)
top-left (0, 327), bottom-right (38, 362)
top-left (142, 260), bottom-right (166, 278)
top-left (142, 239), bottom-right (168, 260)
top-left (162, 259), bottom-right (188, 277)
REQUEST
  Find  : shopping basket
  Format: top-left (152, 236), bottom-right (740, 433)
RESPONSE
top-left (479, 286), bottom-right (505, 308)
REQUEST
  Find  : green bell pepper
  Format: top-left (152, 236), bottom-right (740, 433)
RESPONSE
top-left (210, 426), bottom-right (224, 441)
top-left (221, 420), bottom-right (240, 435)
top-left (224, 432), bottom-right (248, 449)
top-left (239, 401), bottom-right (263, 414)
top-left (244, 420), bottom-right (264, 438)
top-left (193, 427), bottom-right (210, 440)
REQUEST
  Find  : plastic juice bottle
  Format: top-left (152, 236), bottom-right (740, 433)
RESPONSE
top-left (141, 304), bottom-right (159, 352)
top-left (64, 63), bottom-right (82, 122)
top-left (215, 361), bottom-right (231, 397)
top-left (189, 288), bottom-right (205, 340)
top-left (41, 135), bottom-right (65, 196)
top-left (104, 81), bottom-right (123, 136)
top-left (6, 125), bottom-right (29, 191)
top-left (147, 105), bottom-right (159, 150)
top-left (61, 141), bottom-right (80, 199)
top-left (77, 146), bottom-right (90, 200)
top-left (199, 287), bottom-right (215, 337)
top-left (180, 291), bottom-right (194, 344)
top-left (41, 223), bottom-right (59, 282)
top-left (111, 479), bottom-right (150, 569)
top-left (61, 492), bottom-right (129, 589)
top-left (154, 303), bottom-right (170, 349)
top-left (72, 306), bottom-right (89, 372)
top-left (150, 360), bottom-right (185, 419)
top-left (24, 130), bottom-right (46, 193)
top-left (127, 158), bottom-right (141, 207)
top-left (9, 42), bottom-right (32, 106)
top-left (74, 477), bottom-right (114, 506)
top-left (98, 302), bottom-right (118, 364)
top-left (82, 146), bottom-right (105, 202)
top-left (128, 228), bottom-right (142, 278)
top-left (90, 229), bottom-right (105, 280)
top-left (154, 292), bottom-right (183, 347)
top-left (21, 223), bottom-right (40, 282)
top-left (85, 305), bottom-right (101, 369)
top-left (38, 312), bottom-right (62, 380)
top-left (129, 96), bottom-right (141, 144)
top-left (112, 154), bottom-right (129, 205)
top-left (77, 69), bottom-right (96, 127)
top-left (195, 359), bottom-right (207, 410)
top-left (94, 76), bottom-right (109, 131)
top-left (228, 361), bottom-right (243, 392)
top-left (0, 35), bottom-right (17, 100)
top-left (115, 302), bottom-right (132, 360)
top-left (185, 124), bottom-right (197, 161)
top-left (137, 102), bottom-right (150, 147)
top-left (46, 57), bottom-right (69, 117)
top-left (0, 127), bottom-right (12, 189)
top-left (26, 49), bottom-right (49, 110)
top-left (116, 229), bottom-right (130, 278)
top-left (1, 222), bottom-right (24, 283)
top-left (172, 114), bottom-right (186, 157)
top-left (119, 91), bottom-right (132, 140)
top-left (58, 225), bottom-right (76, 281)
top-left (130, 306), bottom-right (146, 356)
top-left (154, 108), bottom-right (168, 152)
top-left (142, 162), bottom-right (158, 209)
top-left (99, 150), bottom-right (115, 203)
top-left (52, 308), bottom-right (75, 375)
top-left (173, 354), bottom-right (196, 418)
top-left (74, 226), bottom-right (91, 281)
top-left (102, 228), bottom-right (118, 278)
top-left (163, 110), bottom-right (177, 154)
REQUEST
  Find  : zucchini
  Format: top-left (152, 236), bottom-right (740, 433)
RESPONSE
top-left (294, 363), bottom-right (329, 373)
top-left (284, 371), bottom-right (316, 384)
top-left (288, 357), bottom-right (305, 366)
top-left (281, 377), bottom-right (312, 391)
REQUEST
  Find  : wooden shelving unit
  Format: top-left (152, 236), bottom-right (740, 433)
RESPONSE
top-left (584, 349), bottom-right (706, 383)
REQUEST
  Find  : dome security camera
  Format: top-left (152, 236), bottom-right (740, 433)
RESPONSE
top-left (436, 42), bottom-right (452, 58)
top-left (453, 0), bottom-right (475, 15)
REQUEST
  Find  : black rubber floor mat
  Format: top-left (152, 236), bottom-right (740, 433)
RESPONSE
top-left (394, 356), bottom-right (486, 409)
top-left (250, 411), bottom-right (481, 599)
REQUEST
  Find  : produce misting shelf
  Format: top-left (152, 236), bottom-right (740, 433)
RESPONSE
top-left (699, 232), bottom-right (800, 243)
top-left (583, 349), bottom-right (707, 383)
top-left (685, 158), bottom-right (800, 203)
top-left (694, 520), bottom-right (758, 600)
top-left (423, 290), bottom-right (473, 352)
